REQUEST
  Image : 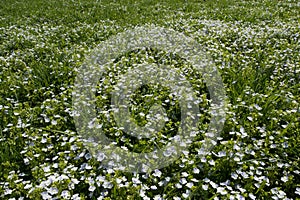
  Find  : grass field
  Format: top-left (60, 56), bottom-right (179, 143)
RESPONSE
top-left (0, 0), bottom-right (300, 199)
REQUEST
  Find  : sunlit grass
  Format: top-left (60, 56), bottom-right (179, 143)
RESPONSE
top-left (0, 0), bottom-right (299, 199)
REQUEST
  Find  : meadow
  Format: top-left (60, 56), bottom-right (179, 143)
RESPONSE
top-left (0, 0), bottom-right (299, 199)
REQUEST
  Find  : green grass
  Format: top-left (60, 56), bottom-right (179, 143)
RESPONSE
top-left (0, 0), bottom-right (299, 199)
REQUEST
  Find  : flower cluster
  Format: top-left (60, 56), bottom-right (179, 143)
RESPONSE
top-left (0, 0), bottom-right (299, 199)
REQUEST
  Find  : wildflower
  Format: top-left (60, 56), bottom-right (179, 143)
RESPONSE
top-left (153, 169), bottom-right (162, 177)
top-left (61, 190), bottom-right (70, 199)
top-left (41, 192), bottom-right (52, 200)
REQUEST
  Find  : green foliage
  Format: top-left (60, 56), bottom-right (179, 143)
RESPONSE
top-left (0, 0), bottom-right (299, 199)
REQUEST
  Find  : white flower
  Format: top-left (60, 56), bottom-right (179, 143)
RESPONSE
top-left (216, 151), bottom-right (226, 157)
top-left (231, 173), bottom-right (238, 180)
top-left (153, 195), bottom-right (162, 200)
top-left (61, 190), bottom-right (70, 199)
top-left (48, 187), bottom-right (58, 195)
top-left (208, 159), bottom-right (215, 166)
top-left (107, 168), bottom-right (114, 174)
top-left (116, 178), bottom-right (122, 184)
top-left (202, 184), bottom-right (209, 190)
top-left (153, 169), bottom-right (162, 177)
top-left (180, 178), bottom-right (187, 185)
top-left (193, 168), bottom-right (200, 174)
top-left (249, 193), bottom-right (256, 199)
top-left (96, 175), bottom-right (105, 182)
top-left (51, 120), bottom-right (57, 125)
top-left (132, 177), bottom-right (141, 184)
top-left (85, 164), bottom-right (92, 170)
top-left (71, 194), bottom-right (81, 200)
top-left (24, 158), bottom-right (30, 165)
top-left (203, 178), bottom-right (210, 183)
top-left (41, 137), bottom-right (47, 143)
top-left (151, 185), bottom-right (157, 190)
top-left (89, 185), bottom-right (96, 192)
top-left (236, 194), bottom-right (245, 200)
top-left (43, 166), bottom-right (51, 173)
top-left (40, 179), bottom-right (52, 188)
top-left (103, 181), bottom-right (113, 189)
top-left (191, 178), bottom-right (199, 183)
top-left (163, 146), bottom-right (176, 157)
top-left (139, 189), bottom-right (146, 197)
top-left (216, 187), bottom-right (227, 195)
top-left (186, 182), bottom-right (193, 188)
top-left (182, 190), bottom-right (190, 198)
top-left (44, 117), bottom-right (50, 123)
top-left (58, 174), bottom-right (69, 181)
top-left (278, 190), bottom-right (286, 198)
top-left (209, 181), bottom-right (218, 189)
top-left (24, 184), bottom-right (32, 190)
top-left (247, 116), bottom-right (253, 121)
top-left (280, 175), bottom-right (289, 183)
top-left (4, 189), bottom-right (13, 195)
top-left (41, 192), bottom-right (52, 200)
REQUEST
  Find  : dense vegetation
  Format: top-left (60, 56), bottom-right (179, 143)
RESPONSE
top-left (0, 0), bottom-right (299, 199)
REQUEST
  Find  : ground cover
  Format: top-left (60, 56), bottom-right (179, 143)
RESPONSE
top-left (0, 0), bottom-right (299, 199)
